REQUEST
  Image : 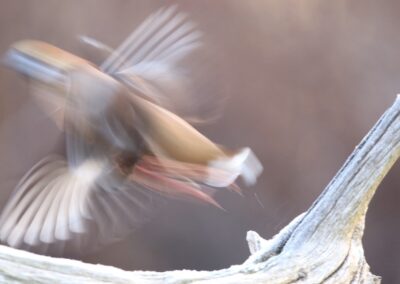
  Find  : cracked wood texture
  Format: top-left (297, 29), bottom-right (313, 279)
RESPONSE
top-left (2, 95), bottom-right (400, 283)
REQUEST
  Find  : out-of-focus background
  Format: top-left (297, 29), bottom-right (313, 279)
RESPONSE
top-left (0, 0), bottom-right (399, 282)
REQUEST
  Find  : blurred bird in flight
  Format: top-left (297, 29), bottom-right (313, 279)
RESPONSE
top-left (0, 6), bottom-right (263, 256)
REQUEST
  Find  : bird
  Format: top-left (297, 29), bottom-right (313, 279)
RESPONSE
top-left (0, 6), bottom-right (263, 256)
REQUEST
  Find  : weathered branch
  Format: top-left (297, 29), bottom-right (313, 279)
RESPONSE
top-left (2, 96), bottom-right (400, 283)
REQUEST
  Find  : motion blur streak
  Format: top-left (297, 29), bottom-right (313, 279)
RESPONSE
top-left (0, 6), bottom-right (262, 256)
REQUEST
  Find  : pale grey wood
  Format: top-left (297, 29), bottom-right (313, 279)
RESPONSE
top-left (2, 95), bottom-right (400, 283)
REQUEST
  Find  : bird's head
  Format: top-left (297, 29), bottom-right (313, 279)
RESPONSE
top-left (3, 40), bottom-right (90, 91)
top-left (2, 40), bottom-right (118, 133)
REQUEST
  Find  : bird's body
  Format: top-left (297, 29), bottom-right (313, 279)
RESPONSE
top-left (0, 6), bottom-right (263, 256)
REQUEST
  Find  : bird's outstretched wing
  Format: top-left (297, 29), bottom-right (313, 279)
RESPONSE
top-left (81, 6), bottom-right (207, 121)
top-left (0, 132), bottom-right (155, 256)
top-left (101, 5), bottom-right (201, 75)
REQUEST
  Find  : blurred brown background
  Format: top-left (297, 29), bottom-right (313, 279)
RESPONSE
top-left (0, 0), bottom-right (399, 282)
